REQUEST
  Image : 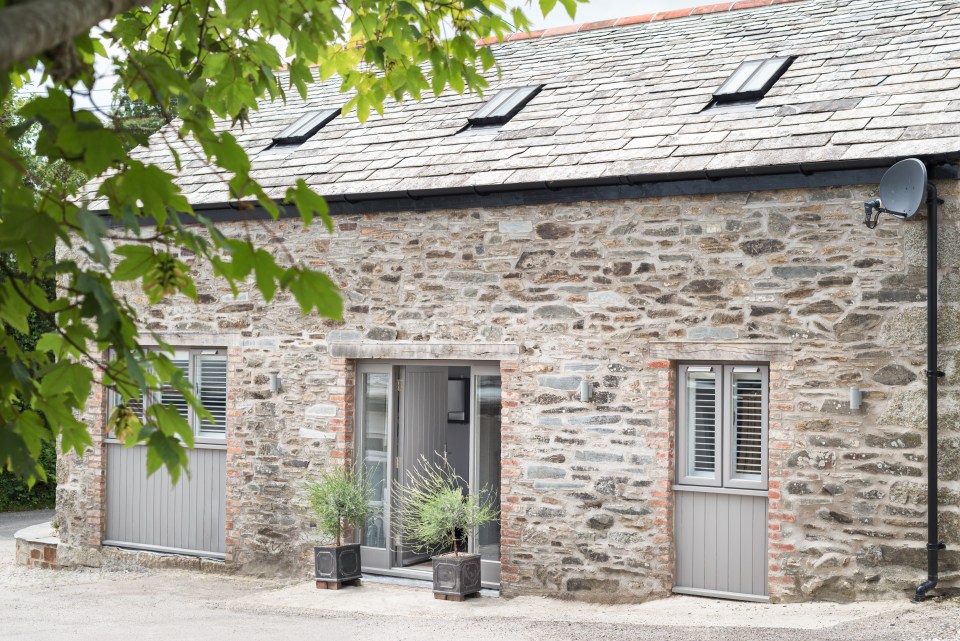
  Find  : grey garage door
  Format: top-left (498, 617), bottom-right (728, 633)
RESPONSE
top-left (104, 442), bottom-right (226, 558)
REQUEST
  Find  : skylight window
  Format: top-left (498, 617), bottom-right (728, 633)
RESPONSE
top-left (713, 57), bottom-right (793, 103)
top-left (467, 85), bottom-right (543, 127)
top-left (272, 108), bottom-right (340, 146)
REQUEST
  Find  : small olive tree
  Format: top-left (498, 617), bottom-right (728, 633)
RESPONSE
top-left (305, 466), bottom-right (371, 547)
top-left (394, 455), bottom-right (498, 556)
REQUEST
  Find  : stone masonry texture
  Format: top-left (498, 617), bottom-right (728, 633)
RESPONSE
top-left (58, 179), bottom-right (960, 603)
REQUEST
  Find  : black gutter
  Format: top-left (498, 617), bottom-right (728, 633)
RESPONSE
top-left (914, 181), bottom-right (947, 603)
top-left (118, 155), bottom-right (960, 225)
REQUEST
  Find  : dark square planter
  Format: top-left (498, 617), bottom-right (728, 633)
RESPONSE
top-left (432, 553), bottom-right (482, 599)
top-left (314, 543), bottom-right (362, 585)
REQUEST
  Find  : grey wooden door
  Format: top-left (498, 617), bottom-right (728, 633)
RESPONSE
top-left (104, 442), bottom-right (226, 558)
top-left (395, 365), bottom-right (448, 567)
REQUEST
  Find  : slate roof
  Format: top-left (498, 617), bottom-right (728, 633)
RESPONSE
top-left (99, 0), bottom-right (960, 207)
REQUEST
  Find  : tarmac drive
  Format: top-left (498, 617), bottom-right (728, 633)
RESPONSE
top-left (1, 510), bottom-right (958, 641)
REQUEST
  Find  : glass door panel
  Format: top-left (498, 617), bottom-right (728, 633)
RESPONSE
top-left (357, 365), bottom-right (392, 571)
top-left (472, 369), bottom-right (502, 587)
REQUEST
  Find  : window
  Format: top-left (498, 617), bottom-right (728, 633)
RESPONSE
top-left (677, 364), bottom-right (768, 490)
top-left (111, 348), bottom-right (228, 439)
top-left (467, 85), bottom-right (543, 127)
top-left (271, 108), bottom-right (340, 146)
top-left (713, 57), bottom-right (793, 104)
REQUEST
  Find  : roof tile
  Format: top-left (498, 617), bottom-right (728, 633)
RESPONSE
top-left (114, 0), bottom-right (960, 206)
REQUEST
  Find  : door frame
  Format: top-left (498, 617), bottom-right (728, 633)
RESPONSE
top-left (354, 359), bottom-right (502, 587)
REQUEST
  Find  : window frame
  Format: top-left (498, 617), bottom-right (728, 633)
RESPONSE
top-left (271, 107), bottom-right (340, 146)
top-left (108, 347), bottom-right (228, 443)
top-left (712, 56), bottom-right (794, 104)
top-left (467, 85), bottom-right (544, 127)
top-left (676, 364), bottom-right (723, 488)
top-left (676, 362), bottom-right (768, 492)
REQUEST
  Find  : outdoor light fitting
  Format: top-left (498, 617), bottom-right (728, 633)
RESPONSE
top-left (269, 372), bottom-right (281, 394)
top-left (849, 386), bottom-right (862, 411)
top-left (579, 379), bottom-right (593, 403)
top-left (861, 158), bottom-right (946, 603)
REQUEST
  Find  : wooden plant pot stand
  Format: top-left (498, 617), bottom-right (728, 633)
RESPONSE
top-left (316, 578), bottom-right (362, 590)
top-left (433, 592), bottom-right (477, 602)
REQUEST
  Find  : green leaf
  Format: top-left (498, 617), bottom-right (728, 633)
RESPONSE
top-left (252, 249), bottom-right (282, 302)
top-left (112, 245), bottom-right (156, 281)
top-left (539, 0), bottom-right (559, 16)
top-left (287, 269), bottom-right (343, 319)
top-left (76, 209), bottom-right (111, 267)
top-left (144, 432), bottom-right (189, 483)
top-left (0, 282), bottom-right (31, 333)
top-left (148, 403), bottom-right (195, 448)
top-left (39, 361), bottom-right (93, 404)
top-left (287, 179), bottom-right (331, 232)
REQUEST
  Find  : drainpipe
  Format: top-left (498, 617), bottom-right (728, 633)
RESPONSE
top-left (913, 181), bottom-right (946, 603)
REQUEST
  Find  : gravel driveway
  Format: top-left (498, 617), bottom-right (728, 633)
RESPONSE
top-left (0, 514), bottom-right (957, 641)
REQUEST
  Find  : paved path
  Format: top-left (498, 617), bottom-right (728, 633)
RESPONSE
top-left (1, 528), bottom-right (957, 641)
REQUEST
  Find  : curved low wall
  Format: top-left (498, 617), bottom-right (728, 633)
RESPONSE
top-left (15, 522), bottom-right (59, 570)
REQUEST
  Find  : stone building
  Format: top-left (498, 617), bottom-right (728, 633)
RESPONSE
top-left (58, 0), bottom-right (960, 603)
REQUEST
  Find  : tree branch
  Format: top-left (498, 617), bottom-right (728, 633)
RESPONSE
top-left (0, 0), bottom-right (146, 72)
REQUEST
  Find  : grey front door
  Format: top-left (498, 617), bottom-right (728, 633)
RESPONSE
top-left (356, 360), bottom-right (502, 588)
top-left (395, 365), bottom-right (448, 567)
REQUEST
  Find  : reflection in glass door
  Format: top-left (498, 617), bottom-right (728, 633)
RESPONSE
top-left (471, 367), bottom-right (502, 588)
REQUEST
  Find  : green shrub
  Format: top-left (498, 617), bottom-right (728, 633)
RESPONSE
top-left (305, 465), bottom-right (372, 546)
top-left (394, 455), bottom-right (498, 556)
top-left (0, 441), bottom-right (56, 512)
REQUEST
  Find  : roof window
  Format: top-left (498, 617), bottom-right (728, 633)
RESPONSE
top-left (272, 108), bottom-right (340, 145)
top-left (713, 57), bottom-right (793, 103)
top-left (467, 85), bottom-right (543, 127)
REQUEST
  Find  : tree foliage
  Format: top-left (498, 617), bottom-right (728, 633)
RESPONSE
top-left (0, 0), bottom-right (581, 485)
top-left (394, 455), bottom-right (498, 555)
top-left (305, 465), bottom-right (372, 546)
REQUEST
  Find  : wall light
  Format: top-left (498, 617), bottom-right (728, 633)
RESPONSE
top-left (579, 379), bottom-right (593, 403)
top-left (850, 386), bottom-right (862, 411)
top-left (269, 372), bottom-right (281, 394)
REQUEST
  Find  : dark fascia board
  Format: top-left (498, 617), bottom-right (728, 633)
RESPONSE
top-left (103, 156), bottom-right (960, 226)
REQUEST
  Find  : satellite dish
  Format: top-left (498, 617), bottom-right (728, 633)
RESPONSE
top-left (879, 158), bottom-right (927, 219)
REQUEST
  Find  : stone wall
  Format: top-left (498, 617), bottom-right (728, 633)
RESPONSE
top-left (58, 177), bottom-right (960, 602)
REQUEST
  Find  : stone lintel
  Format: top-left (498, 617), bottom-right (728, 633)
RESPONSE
top-left (329, 341), bottom-right (519, 361)
top-left (647, 341), bottom-right (796, 363)
top-left (138, 332), bottom-right (243, 348)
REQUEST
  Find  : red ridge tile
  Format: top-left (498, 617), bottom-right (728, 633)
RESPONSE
top-left (478, 0), bottom-right (807, 46)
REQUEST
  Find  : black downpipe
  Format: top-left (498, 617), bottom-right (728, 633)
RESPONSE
top-left (914, 182), bottom-right (946, 603)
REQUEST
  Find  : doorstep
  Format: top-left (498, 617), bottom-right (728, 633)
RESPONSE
top-left (240, 576), bottom-right (916, 629)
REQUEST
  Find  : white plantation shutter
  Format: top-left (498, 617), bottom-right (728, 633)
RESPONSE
top-left (159, 352), bottom-right (191, 422)
top-left (724, 366), bottom-right (768, 489)
top-left (732, 373), bottom-right (763, 478)
top-left (690, 374), bottom-right (718, 476)
top-left (197, 355), bottom-right (227, 435)
top-left (678, 366), bottom-right (721, 486)
top-left (678, 364), bottom-right (768, 490)
top-left (105, 348), bottom-right (228, 443)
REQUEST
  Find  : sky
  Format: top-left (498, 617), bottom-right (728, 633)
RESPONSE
top-left (26, 1), bottom-right (700, 114)
top-left (525, 0), bottom-right (700, 29)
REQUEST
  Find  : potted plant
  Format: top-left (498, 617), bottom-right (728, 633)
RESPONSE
top-left (305, 465), bottom-right (371, 589)
top-left (394, 456), bottom-right (498, 601)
